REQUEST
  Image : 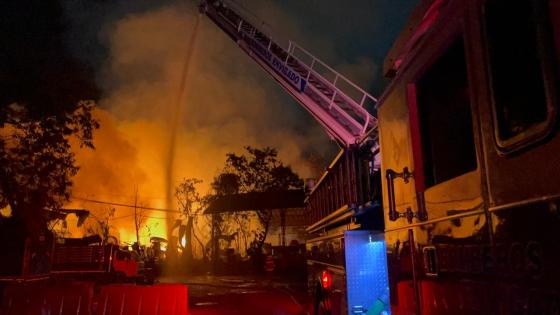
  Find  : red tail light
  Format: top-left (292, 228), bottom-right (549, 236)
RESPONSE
top-left (321, 270), bottom-right (332, 289)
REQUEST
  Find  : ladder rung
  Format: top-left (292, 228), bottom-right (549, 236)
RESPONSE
top-left (207, 0), bottom-right (377, 146)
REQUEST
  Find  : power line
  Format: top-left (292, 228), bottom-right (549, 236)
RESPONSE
top-left (71, 196), bottom-right (182, 214)
top-left (71, 196), bottom-right (205, 217)
top-left (111, 214), bottom-right (168, 221)
top-left (110, 214), bottom-right (135, 220)
top-left (73, 191), bottom-right (168, 201)
top-left (143, 216), bottom-right (169, 220)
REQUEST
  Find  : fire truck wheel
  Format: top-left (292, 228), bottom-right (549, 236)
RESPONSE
top-left (313, 281), bottom-right (331, 315)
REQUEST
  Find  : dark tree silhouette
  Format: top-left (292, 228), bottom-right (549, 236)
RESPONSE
top-left (0, 1), bottom-right (101, 235)
top-left (175, 178), bottom-right (207, 262)
top-left (84, 208), bottom-right (116, 245)
top-left (0, 101), bottom-right (99, 234)
top-left (212, 146), bottom-right (303, 255)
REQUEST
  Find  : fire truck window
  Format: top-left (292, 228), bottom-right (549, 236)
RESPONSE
top-left (417, 38), bottom-right (477, 187)
top-left (485, 0), bottom-right (555, 143)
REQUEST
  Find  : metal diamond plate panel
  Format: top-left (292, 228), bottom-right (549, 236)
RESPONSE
top-left (344, 230), bottom-right (391, 315)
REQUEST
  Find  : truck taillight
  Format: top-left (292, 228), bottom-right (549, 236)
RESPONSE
top-left (321, 270), bottom-right (332, 289)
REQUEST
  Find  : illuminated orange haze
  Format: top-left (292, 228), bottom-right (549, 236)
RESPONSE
top-left (62, 5), bottom-right (335, 246)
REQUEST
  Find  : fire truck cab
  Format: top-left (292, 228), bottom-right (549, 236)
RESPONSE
top-left (378, 0), bottom-right (560, 313)
top-left (307, 0), bottom-right (560, 314)
top-left (198, 0), bottom-right (560, 313)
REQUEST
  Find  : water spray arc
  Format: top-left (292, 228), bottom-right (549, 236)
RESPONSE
top-left (164, 12), bottom-right (202, 239)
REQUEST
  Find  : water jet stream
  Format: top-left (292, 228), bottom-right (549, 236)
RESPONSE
top-left (165, 12), bottom-right (201, 240)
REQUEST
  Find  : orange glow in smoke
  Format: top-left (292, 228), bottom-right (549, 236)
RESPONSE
top-left (61, 6), bottom-right (322, 250)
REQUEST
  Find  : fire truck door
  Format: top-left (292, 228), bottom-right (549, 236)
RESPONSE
top-left (378, 82), bottom-right (422, 314)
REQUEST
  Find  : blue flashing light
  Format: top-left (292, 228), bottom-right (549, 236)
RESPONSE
top-left (345, 231), bottom-right (391, 315)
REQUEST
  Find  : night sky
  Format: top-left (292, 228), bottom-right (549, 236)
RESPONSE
top-left (1, 0), bottom-right (417, 119)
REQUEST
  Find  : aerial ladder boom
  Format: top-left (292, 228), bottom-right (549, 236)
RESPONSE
top-left (199, 0), bottom-right (379, 148)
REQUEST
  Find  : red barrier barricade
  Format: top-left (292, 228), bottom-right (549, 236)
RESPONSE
top-left (95, 284), bottom-right (188, 315)
top-left (1, 282), bottom-right (187, 315)
top-left (48, 282), bottom-right (94, 315)
top-left (152, 284), bottom-right (188, 315)
top-left (0, 281), bottom-right (94, 315)
top-left (0, 283), bottom-right (36, 315)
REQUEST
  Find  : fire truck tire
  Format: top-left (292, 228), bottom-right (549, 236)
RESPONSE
top-left (313, 281), bottom-right (331, 315)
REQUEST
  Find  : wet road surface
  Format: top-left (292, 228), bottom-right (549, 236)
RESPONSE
top-left (163, 275), bottom-right (310, 315)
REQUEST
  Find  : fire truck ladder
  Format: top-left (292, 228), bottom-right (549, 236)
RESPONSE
top-left (200, 0), bottom-right (378, 148)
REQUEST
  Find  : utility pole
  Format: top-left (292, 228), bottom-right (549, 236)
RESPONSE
top-left (280, 208), bottom-right (286, 247)
top-left (211, 213), bottom-right (218, 273)
top-left (134, 186), bottom-right (140, 246)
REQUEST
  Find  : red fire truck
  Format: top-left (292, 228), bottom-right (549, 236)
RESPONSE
top-left (376, 0), bottom-right (559, 313)
top-left (202, 0), bottom-right (560, 314)
top-left (307, 0), bottom-right (560, 314)
top-left (0, 209), bottom-right (145, 283)
top-left (50, 235), bottom-right (139, 280)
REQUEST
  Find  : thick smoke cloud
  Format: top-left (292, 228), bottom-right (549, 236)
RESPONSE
top-left (64, 0), bottom-right (417, 244)
top-left (67, 3), bottom-right (334, 243)
top-left (99, 4), bottom-right (334, 185)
